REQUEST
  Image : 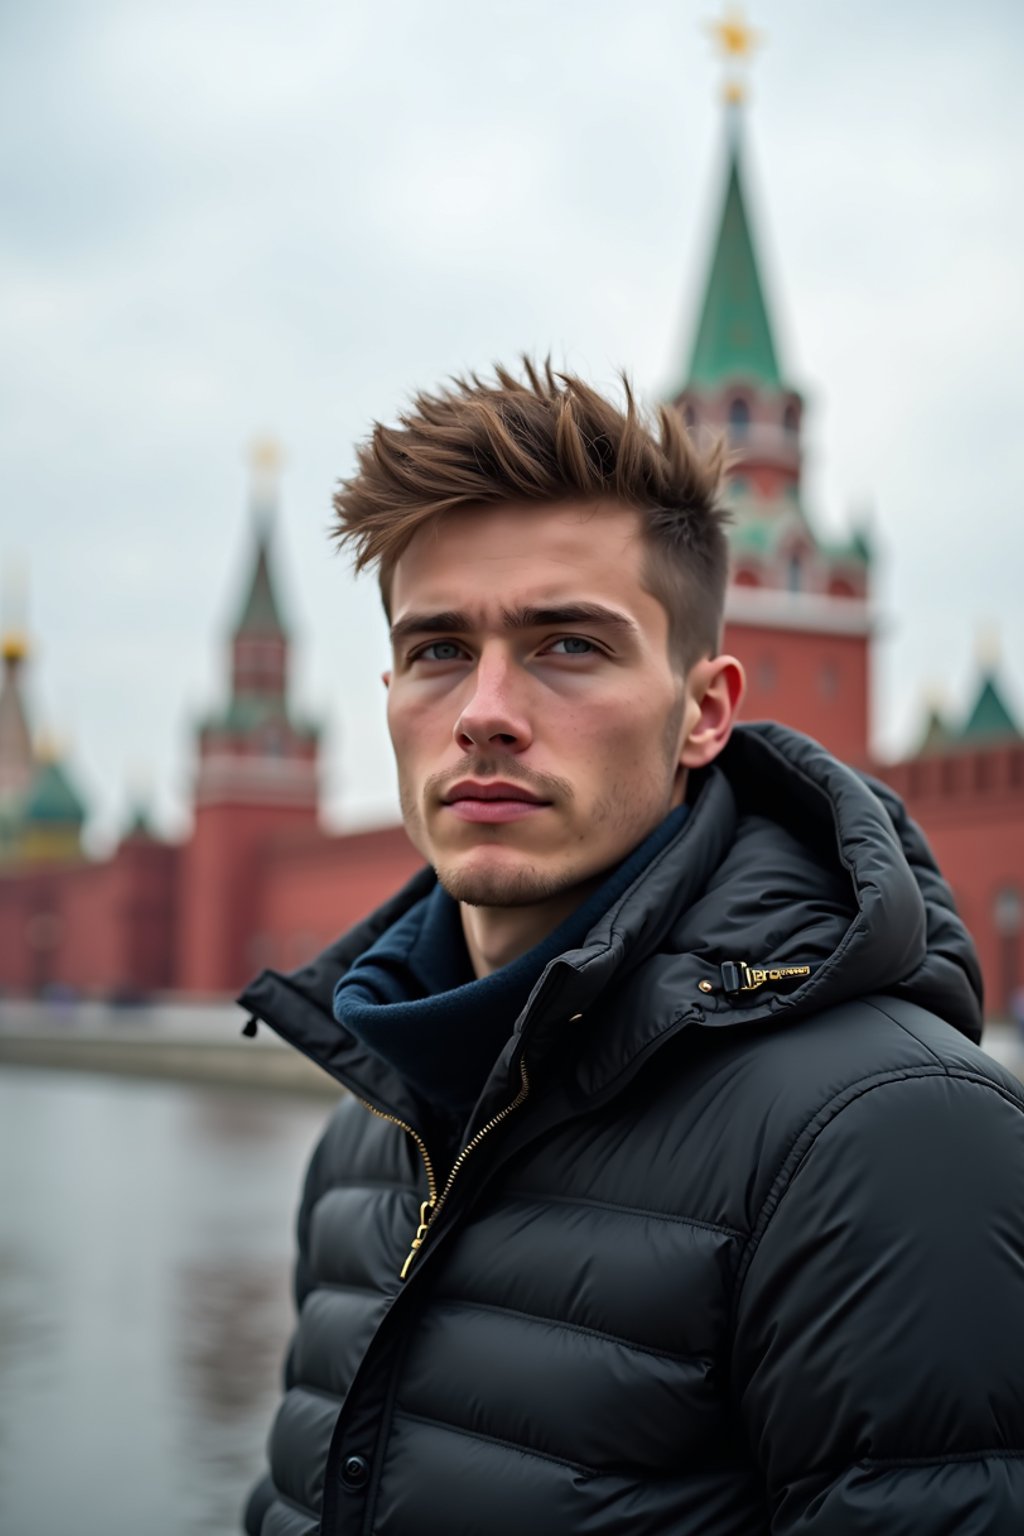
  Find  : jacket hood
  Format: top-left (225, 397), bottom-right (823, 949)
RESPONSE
top-left (554, 722), bottom-right (983, 1101)
top-left (238, 723), bottom-right (983, 1114)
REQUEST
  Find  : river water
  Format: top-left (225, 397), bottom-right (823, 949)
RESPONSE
top-left (0, 1067), bottom-right (333, 1536)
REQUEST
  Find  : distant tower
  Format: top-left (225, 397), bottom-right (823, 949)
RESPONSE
top-left (669, 11), bottom-right (873, 763)
top-left (0, 590), bottom-right (88, 865)
top-left (178, 441), bottom-right (321, 993)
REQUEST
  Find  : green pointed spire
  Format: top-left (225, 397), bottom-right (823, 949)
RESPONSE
top-left (235, 525), bottom-right (286, 637)
top-left (23, 755), bottom-right (86, 825)
top-left (960, 672), bottom-right (1020, 745)
top-left (918, 704), bottom-right (953, 756)
top-left (686, 111), bottom-right (783, 391)
top-left (125, 799), bottom-right (154, 840)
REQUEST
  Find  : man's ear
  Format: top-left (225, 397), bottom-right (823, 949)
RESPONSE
top-left (382, 670), bottom-right (391, 689)
top-left (679, 655), bottom-right (746, 769)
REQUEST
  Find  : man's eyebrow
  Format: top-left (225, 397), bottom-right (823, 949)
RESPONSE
top-left (389, 603), bottom-right (639, 646)
top-left (389, 611), bottom-right (471, 646)
top-left (503, 603), bottom-right (639, 635)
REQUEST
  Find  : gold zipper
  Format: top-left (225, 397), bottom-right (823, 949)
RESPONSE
top-left (353, 1096), bottom-right (439, 1254)
top-left (400, 1056), bottom-right (531, 1281)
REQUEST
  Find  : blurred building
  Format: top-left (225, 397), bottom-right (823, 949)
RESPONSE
top-left (881, 669), bottom-right (1024, 1017)
top-left (0, 498), bottom-right (419, 999)
top-left (0, 89), bottom-right (1020, 1014)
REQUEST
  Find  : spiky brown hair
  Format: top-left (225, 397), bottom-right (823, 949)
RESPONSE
top-left (332, 359), bottom-right (731, 668)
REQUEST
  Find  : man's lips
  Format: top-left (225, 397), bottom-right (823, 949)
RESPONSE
top-left (443, 781), bottom-right (549, 805)
top-left (441, 781), bottom-right (553, 824)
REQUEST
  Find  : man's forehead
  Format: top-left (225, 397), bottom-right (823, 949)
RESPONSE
top-left (390, 500), bottom-right (647, 608)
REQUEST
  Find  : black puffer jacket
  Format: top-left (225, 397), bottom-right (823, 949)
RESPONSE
top-left (240, 724), bottom-right (1024, 1536)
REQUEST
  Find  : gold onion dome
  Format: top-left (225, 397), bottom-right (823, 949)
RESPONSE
top-left (2, 629), bottom-right (27, 664)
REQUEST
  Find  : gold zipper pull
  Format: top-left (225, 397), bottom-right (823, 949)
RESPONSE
top-left (400, 1198), bottom-right (436, 1280)
top-left (398, 1056), bottom-right (532, 1282)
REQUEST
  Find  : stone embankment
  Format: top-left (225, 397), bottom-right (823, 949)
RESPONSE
top-left (0, 998), bottom-right (341, 1097)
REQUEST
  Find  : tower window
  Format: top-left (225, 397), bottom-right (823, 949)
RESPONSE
top-left (783, 402), bottom-right (799, 434)
top-left (787, 553), bottom-right (802, 592)
top-left (728, 398), bottom-right (750, 437)
top-left (995, 886), bottom-right (1022, 936)
top-left (994, 885), bottom-right (1023, 1017)
top-left (827, 575), bottom-right (856, 598)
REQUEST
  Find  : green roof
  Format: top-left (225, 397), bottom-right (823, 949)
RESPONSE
top-left (23, 758), bottom-right (86, 825)
top-left (729, 501), bottom-right (816, 560)
top-left (918, 706), bottom-right (953, 756)
top-left (818, 532), bottom-right (871, 566)
top-left (850, 525), bottom-right (872, 562)
top-left (684, 114), bottom-right (783, 391)
top-left (235, 526), bottom-right (286, 637)
top-left (960, 673), bottom-right (1020, 744)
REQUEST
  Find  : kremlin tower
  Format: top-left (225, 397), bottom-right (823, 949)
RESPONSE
top-left (671, 17), bottom-right (872, 764)
top-left (177, 443), bottom-right (322, 993)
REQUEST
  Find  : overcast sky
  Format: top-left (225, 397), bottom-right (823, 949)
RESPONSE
top-left (2, 0), bottom-right (1023, 850)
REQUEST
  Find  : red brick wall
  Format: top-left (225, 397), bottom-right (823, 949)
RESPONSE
top-left (252, 825), bottom-right (423, 975)
top-left (727, 622), bottom-right (870, 766)
top-left (0, 873), bottom-right (43, 992)
top-left (0, 841), bottom-right (180, 998)
top-left (880, 746), bottom-right (1024, 1017)
top-left (177, 801), bottom-right (320, 994)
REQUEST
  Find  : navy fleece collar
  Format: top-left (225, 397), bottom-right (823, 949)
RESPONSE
top-left (332, 806), bottom-right (690, 1117)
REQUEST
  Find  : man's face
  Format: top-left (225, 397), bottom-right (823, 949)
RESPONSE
top-left (385, 499), bottom-right (709, 909)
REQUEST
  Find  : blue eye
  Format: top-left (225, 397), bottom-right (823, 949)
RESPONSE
top-left (549, 636), bottom-right (596, 655)
top-left (415, 641), bottom-right (464, 662)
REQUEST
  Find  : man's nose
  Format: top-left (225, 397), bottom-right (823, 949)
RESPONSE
top-left (454, 649), bottom-right (532, 753)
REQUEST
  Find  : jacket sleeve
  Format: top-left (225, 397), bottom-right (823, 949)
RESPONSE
top-left (242, 1121), bottom-right (332, 1534)
top-left (732, 1068), bottom-right (1024, 1534)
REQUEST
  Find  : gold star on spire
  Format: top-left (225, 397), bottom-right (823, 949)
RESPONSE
top-left (248, 434), bottom-right (284, 513)
top-left (975, 623), bottom-right (1001, 671)
top-left (705, 7), bottom-right (763, 104)
top-left (1, 559), bottom-right (29, 663)
top-left (250, 434), bottom-right (283, 480)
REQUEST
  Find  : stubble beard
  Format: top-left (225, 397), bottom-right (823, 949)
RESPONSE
top-left (401, 788), bottom-right (666, 911)
top-left (438, 857), bottom-right (572, 910)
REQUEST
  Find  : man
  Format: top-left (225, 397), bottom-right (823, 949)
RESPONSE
top-left (240, 362), bottom-right (1024, 1535)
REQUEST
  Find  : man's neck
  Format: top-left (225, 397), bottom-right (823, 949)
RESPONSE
top-left (460, 879), bottom-right (604, 978)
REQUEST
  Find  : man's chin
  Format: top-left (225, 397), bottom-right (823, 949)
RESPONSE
top-left (434, 853), bottom-right (571, 910)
